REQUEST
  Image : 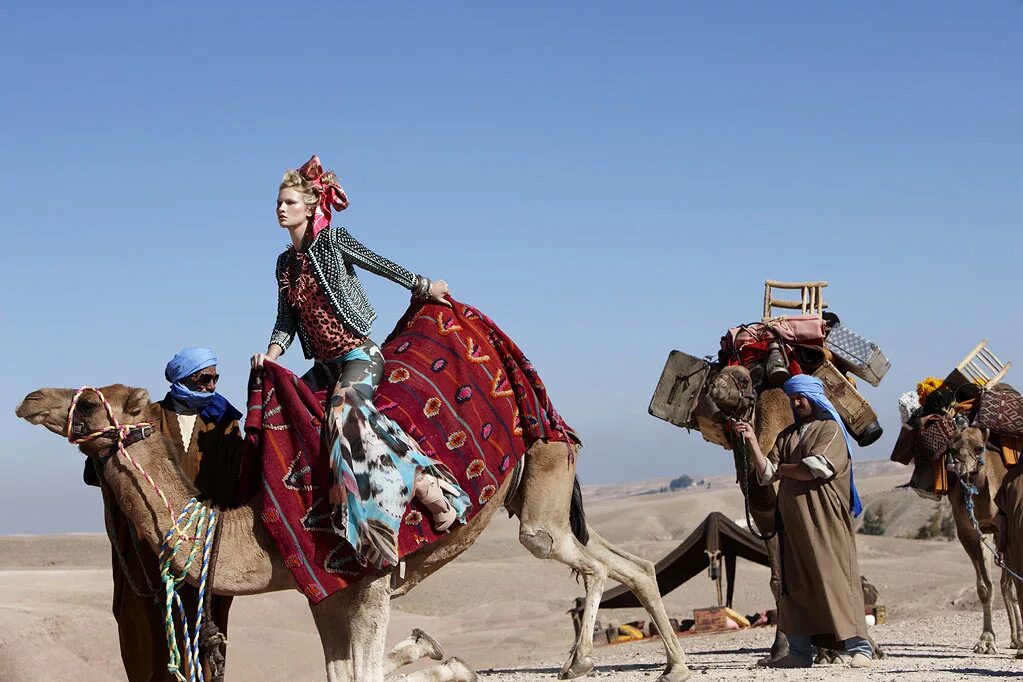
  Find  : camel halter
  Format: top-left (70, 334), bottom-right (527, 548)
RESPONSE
top-left (66, 386), bottom-right (190, 540)
top-left (959, 449), bottom-right (1023, 583)
top-left (66, 386), bottom-right (219, 682)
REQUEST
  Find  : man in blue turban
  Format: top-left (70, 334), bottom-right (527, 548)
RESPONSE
top-left (733, 374), bottom-right (872, 669)
top-left (84, 347), bottom-right (246, 681)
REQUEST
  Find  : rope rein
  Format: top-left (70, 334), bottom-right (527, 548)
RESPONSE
top-left (961, 454), bottom-right (1023, 583)
top-left (736, 434), bottom-right (778, 542)
top-left (67, 386), bottom-right (218, 681)
top-left (67, 386), bottom-right (194, 542)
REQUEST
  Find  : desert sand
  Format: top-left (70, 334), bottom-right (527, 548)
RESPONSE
top-left (1, 460), bottom-right (1019, 680)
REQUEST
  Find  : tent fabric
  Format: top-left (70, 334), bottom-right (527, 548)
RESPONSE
top-left (600, 512), bottom-right (769, 609)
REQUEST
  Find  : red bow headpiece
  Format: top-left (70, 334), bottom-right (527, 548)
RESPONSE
top-left (298, 155), bottom-right (349, 237)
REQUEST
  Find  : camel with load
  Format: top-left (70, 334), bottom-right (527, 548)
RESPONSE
top-left (945, 423), bottom-right (1021, 655)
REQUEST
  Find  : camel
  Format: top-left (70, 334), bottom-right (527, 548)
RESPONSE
top-left (16, 384), bottom-right (692, 682)
top-left (944, 424), bottom-right (1022, 654)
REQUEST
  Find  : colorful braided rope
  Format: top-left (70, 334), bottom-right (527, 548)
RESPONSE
top-left (65, 386), bottom-right (219, 679)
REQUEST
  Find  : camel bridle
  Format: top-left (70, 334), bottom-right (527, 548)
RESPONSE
top-left (66, 385), bottom-right (222, 681)
top-left (66, 386), bottom-right (194, 541)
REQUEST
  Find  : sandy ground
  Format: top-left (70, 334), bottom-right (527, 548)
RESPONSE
top-left (1, 461), bottom-right (1020, 680)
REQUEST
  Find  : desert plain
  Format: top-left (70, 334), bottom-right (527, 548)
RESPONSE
top-left (1, 459), bottom-right (1020, 680)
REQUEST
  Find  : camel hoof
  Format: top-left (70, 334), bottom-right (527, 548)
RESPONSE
top-left (412, 628), bottom-right (445, 661)
top-left (558, 654), bottom-right (594, 680)
top-left (1015, 649), bottom-right (1023, 660)
top-left (443, 657), bottom-right (478, 682)
top-left (973, 635), bottom-right (997, 655)
top-left (656, 664), bottom-right (694, 682)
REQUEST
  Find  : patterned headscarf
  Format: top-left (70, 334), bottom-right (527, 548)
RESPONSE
top-left (782, 375), bottom-right (863, 517)
top-left (298, 155), bottom-right (349, 238)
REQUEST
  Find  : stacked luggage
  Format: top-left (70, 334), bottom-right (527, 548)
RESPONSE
top-left (890, 340), bottom-right (1019, 499)
top-left (650, 280), bottom-right (889, 449)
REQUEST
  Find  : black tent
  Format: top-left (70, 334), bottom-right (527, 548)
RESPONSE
top-left (600, 511), bottom-right (770, 609)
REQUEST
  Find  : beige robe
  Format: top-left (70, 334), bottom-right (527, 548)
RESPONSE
top-left (995, 463), bottom-right (1023, 577)
top-left (767, 419), bottom-right (868, 641)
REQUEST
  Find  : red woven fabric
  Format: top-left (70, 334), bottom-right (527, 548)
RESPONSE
top-left (719, 323), bottom-right (803, 374)
top-left (244, 298), bottom-right (575, 603)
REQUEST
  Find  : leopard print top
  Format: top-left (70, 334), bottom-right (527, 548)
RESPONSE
top-left (281, 249), bottom-right (366, 362)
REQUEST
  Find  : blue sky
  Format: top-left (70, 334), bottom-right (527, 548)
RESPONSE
top-left (2, 2), bottom-right (1020, 533)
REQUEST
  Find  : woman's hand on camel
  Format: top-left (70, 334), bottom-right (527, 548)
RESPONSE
top-left (732, 420), bottom-right (757, 443)
top-left (251, 353), bottom-right (271, 370)
top-left (429, 278), bottom-right (453, 308)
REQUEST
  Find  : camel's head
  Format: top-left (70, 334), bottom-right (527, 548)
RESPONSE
top-left (946, 425), bottom-right (989, 480)
top-left (708, 365), bottom-right (754, 416)
top-left (16, 385), bottom-right (151, 454)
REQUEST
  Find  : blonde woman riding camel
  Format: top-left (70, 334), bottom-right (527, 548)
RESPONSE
top-left (251, 155), bottom-right (469, 568)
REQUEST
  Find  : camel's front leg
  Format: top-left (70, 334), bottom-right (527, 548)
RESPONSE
top-left (311, 591), bottom-right (353, 682)
top-left (951, 499), bottom-right (998, 654)
top-left (350, 574), bottom-right (393, 680)
top-left (393, 658), bottom-right (478, 682)
top-left (382, 629), bottom-right (477, 682)
top-left (310, 574), bottom-right (392, 681)
top-left (384, 629), bottom-right (444, 676)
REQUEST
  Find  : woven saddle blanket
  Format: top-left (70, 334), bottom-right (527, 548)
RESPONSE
top-left (244, 298), bottom-right (576, 603)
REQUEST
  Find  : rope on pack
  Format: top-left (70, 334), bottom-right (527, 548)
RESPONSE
top-left (962, 455), bottom-right (1023, 583)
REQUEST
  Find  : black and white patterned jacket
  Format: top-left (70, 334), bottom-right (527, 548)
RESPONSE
top-left (270, 226), bottom-right (421, 359)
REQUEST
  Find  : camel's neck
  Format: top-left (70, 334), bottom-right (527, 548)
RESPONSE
top-left (100, 432), bottom-right (292, 595)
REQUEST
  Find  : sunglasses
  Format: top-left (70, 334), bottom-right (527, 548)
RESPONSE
top-left (192, 373), bottom-right (220, 386)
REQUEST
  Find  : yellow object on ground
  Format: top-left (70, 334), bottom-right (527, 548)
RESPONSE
top-left (616, 624), bottom-right (645, 642)
top-left (723, 607), bottom-right (750, 628)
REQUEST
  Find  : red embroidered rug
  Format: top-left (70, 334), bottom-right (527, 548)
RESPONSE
top-left (244, 298), bottom-right (576, 603)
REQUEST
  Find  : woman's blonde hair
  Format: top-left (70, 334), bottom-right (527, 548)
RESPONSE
top-left (280, 169), bottom-right (333, 208)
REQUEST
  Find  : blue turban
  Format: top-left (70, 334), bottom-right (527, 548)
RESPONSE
top-left (165, 347), bottom-right (220, 412)
top-left (782, 374), bottom-right (863, 517)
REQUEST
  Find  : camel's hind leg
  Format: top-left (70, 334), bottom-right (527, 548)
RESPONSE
top-left (516, 441), bottom-right (691, 682)
top-left (1014, 575), bottom-right (1023, 659)
top-left (582, 531), bottom-right (691, 681)
top-left (1001, 567), bottom-right (1022, 649)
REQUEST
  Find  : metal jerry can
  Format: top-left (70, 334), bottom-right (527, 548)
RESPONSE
top-left (649, 350), bottom-right (712, 428)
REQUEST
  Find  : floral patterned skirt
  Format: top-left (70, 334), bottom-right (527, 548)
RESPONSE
top-left (308, 340), bottom-right (470, 568)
